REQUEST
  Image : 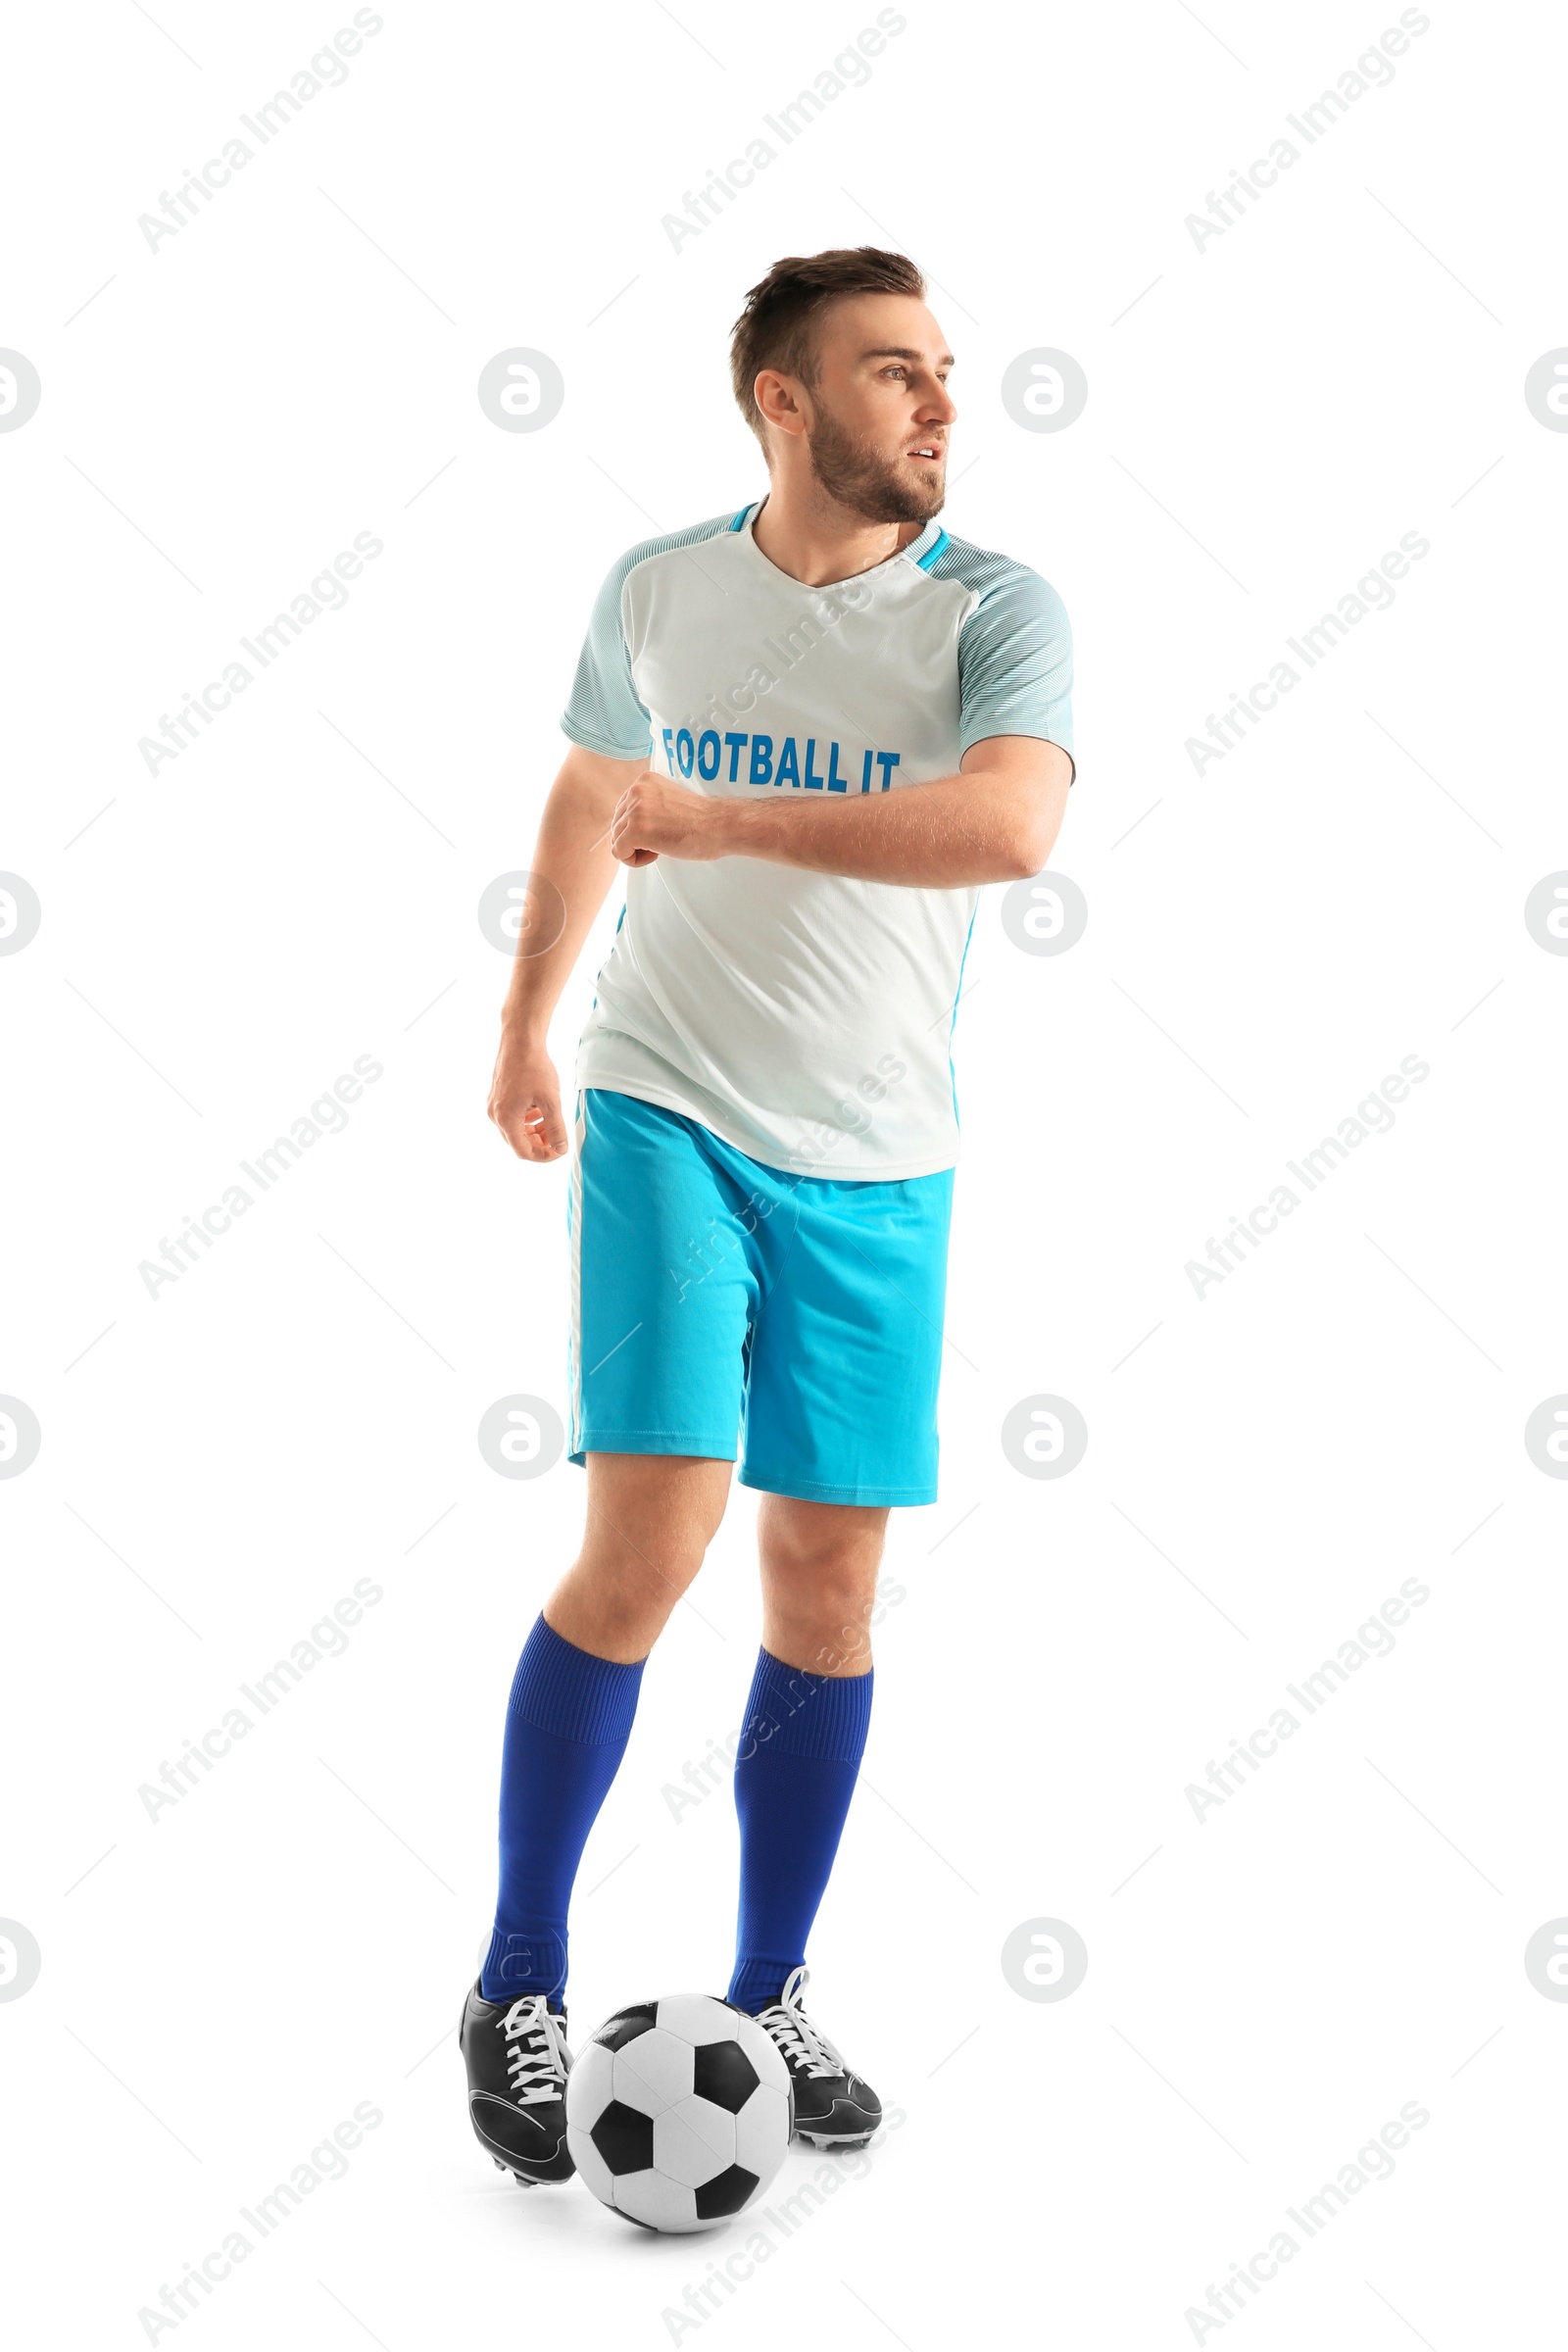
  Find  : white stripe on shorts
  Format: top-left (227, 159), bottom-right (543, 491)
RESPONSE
top-left (567, 1091), bottom-right (586, 1453)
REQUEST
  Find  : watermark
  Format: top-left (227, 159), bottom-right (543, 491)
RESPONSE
top-left (1182, 2100), bottom-right (1430, 2342)
top-left (1185, 534), bottom-right (1430, 777)
top-left (661, 1577), bottom-right (906, 1823)
top-left (476, 348), bottom-right (564, 432)
top-left (1524, 1396), bottom-right (1568, 1478)
top-left (669, 1183), bottom-right (780, 1307)
top-left (665, 573), bottom-right (874, 752)
top-left (477, 1396), bottom-right (565, 1479)
top-left (787, 1051), bottom-right (908, 1172)
top-left (0, 872), bottom-right (41, 953)
top-left (664, 1055), bottom-right (911, 1310)
top-left (0, 1920), bottom-right (42, 2002)
top-left (0, 1396), bottom-right (42, 1478)
top-left (137, 1579), bottom-right (385, 1824)
top-left (1184, 1054), bottom-right (1430, 1300)
top-left (1001, 1394), bottom-right (1088, 1478)
top-left (1184, 12), bottom-right (1432, 256)
top-left (659, 2107), bottom-right (907, 2341)
top-left (1184, 1575), bottom-right (1431, 1825)
top-left (1524, 872), bottom-right (1568, 952)
top-left (0, 350), bottom-right (41, 432)
top-left (1523, 350), bottom-right (1568, 429)
top-left (137, 1055), bottom-right (384, 1300)
top-left (137, 534), bottom-right (384, 777)
top-left (1001, 1917), bottom-right (1088, 2001)
top-left (667, 1073), bottom-right (906, 1300)
top-left (1000, 870), bottom-right (1087, 955)
top-left (477, 870), bottom-right (567, 956)
top-left (1000, 349), bottom-right (1088, 433)
top-left (661, 11), bottom-right (909, 255)
top-left (135, 2101), bottom-right (383, 2342)
top-left (669, 1055), bottom-right (907, 1298)
top-left (1524, 1920), bottom-right (1568, 1998)
top-left (136, 12), bottom-right (386, 255)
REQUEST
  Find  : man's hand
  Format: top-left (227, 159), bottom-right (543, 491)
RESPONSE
top-left (485, 743), bottom-right (643, 1166)
top-left (488, 1029), bottom-right (567, 1161)
top-left (610, 774), bottom-right (728, 867)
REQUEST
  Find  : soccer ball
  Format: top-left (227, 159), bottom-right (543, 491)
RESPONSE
top-left (565, 1994), bottom-right (793, 2232)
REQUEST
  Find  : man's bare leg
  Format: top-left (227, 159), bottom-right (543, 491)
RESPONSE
top-left (756, 1494), bottom-right (889, 1676)
top-left (544, 1452), bottom-right (734, 1661)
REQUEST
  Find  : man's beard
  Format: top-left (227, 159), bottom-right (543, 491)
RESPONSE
top-left (805, 402), bottom-right (946, 524)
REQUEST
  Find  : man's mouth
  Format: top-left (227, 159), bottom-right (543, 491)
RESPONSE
top-left (906, 444), bottom-right (945, 463)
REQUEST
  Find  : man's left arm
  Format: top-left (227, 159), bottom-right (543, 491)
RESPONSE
top-left (608, 734), bottom-right (1073, 887)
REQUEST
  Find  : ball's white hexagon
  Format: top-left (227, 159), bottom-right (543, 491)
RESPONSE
top-left (732, 2014), bottom-right (791, 2096)
top-left (655, 2095), bottom-right (735, 2187)
top-left (566, 2124), bottom-right (616, 2205)
top-left (655, 1993), bottom-right (736, 2045)
top-left (609, 2061), bottom-right (663, 2120)
top-left (615, 2170), bottom-right (703, 2232)
top-left (564, 2037), bottom-right (615, 2129)
top-left (732, 2082), bottom-right (791, 2186)
top-left (613, 2025), bottom-right (696, 2115)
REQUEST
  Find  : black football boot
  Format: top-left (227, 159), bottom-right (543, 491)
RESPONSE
top-left (459, 1982), bottom-right (574, 2184)
top-left (748, 1966), bottom-right (882, 2150)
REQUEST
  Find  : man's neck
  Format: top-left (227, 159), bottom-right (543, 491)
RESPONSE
top-left (749, 485), bottom-right (930, 589)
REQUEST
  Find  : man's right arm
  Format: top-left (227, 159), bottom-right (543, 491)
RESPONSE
top-left (487, 742), bottom-right (649, 1162)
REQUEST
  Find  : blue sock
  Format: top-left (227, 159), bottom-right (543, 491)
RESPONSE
top-left (479, 1614), bottom-right (644, 2007)
top-left (725, 1648), bottom-right (873, 2015)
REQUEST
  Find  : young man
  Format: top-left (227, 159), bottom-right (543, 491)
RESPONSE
top-left (460, 247), bottom-right (1074, 2185)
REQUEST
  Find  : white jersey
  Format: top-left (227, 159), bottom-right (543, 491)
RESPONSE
top-left (561, 498), bottom-right (1073, 1179)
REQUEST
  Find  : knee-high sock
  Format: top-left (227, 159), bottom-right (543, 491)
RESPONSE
top-left (726, 1647), bottom-right (873, 2015)
top-left (479, 1614), bottom-right (644, 2005)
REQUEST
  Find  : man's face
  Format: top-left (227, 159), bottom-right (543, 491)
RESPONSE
top-left (791, 293), bottom-right (956, 524)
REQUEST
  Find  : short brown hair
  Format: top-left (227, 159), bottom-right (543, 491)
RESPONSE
top-left (730, 247), bottom-right (926, 448)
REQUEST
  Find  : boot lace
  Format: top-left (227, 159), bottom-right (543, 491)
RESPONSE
top-left (754, 1965), bottom-right (846, 2080)
top-left (501, 1994), bottom-right (570, 2105)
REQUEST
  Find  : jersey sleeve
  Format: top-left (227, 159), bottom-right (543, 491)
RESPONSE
top-left (956, 566), bottom-right (1075, 773)
top-left (560, 555), bottom-right (654, 760)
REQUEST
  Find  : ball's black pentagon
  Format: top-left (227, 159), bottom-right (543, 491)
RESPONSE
top-left (591, 2100), bottom-right (655, 2175)
top-left (694, 2163), bottom-right (760, 2220)
top-left (691, 2037), bottom-right (760, 2113)
top-left (593, 2002), bottom-right (659, 2052)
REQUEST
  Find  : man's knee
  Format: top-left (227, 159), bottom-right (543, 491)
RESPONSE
top-left (581, 1515), bottom-right (710, 1592)
top-left (759, 1499), bottom-right (886, 1673)
top-left (550, 1454), bottom-right (730, 1658)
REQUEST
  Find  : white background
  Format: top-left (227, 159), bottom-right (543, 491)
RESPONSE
top-left (4, 0), bottom-right (1566, 2344)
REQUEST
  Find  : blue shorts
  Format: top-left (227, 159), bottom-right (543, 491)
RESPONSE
top-left (566, 1088), bottom-right (954, 1506)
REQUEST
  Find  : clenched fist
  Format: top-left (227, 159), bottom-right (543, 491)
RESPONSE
top-left (610, 774), bottom-right (731, 866)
